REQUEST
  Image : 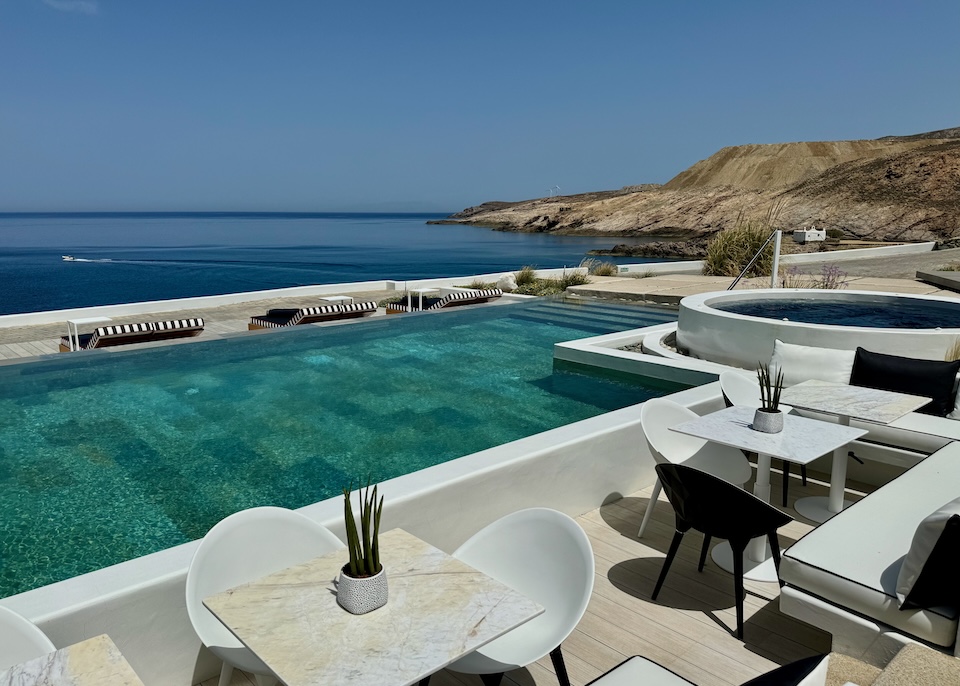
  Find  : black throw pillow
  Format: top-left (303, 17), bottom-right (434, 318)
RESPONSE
top-left (901, 514), bottom-right (960, 612)
top-left (850, 347), bottom-right (960, 417)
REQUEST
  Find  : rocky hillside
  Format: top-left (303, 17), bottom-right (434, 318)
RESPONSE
top-left (433, 129), bottom-right (960, 245)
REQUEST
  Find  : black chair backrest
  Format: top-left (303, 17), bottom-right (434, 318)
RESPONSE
top-left (655, 463), bottom-right (792, 541)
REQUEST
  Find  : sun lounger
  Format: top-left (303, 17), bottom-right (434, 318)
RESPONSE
top-left (247, 301), bottom-right (377, 329)
top-left (386, 289), bottom-right (502, 313)
top-left (58, 318), bottom-right (205, 352)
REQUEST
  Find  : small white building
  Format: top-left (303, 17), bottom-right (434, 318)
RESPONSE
top-left (793, 228), bottom-right (826, 244)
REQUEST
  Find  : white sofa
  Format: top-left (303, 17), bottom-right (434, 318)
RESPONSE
top-left (779, 442), bottom-right (960, 666)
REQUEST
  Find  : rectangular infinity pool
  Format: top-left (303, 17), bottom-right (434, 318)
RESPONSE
top-left (0, 298), bottom-right (679, 596)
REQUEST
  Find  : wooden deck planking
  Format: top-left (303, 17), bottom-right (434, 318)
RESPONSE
top-left (198, 467), bottom-right (851, 686)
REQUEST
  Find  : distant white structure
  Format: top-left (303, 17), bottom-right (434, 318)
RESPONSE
top-left (793, 228), bottom-right (826, 244)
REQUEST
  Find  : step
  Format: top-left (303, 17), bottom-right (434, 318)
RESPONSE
top-left (552, 299), bottom-right (677, 320)
top-left (526, 304), bottom-right (674, 329)
top-left (508, 311), bottom-right (633, 335)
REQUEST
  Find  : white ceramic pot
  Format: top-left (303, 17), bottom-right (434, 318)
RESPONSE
top-left (753, 408), bottom-right (784, 434)
top-left (337, 565), bottom-right (388, 615)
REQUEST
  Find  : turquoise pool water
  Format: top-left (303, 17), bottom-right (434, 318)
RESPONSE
top-left (0, 298), bottom-right (679, 596)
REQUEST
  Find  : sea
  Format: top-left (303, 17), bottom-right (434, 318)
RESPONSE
top-left (0, 212), bottom-right (669, 316)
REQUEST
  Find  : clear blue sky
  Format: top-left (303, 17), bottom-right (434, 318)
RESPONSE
top-left (1, 0), bottom-right (957, 212)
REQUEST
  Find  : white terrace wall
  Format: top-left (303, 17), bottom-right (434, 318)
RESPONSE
top-left (0, 384), bottom-right (719, 686)
top-left (0, 269), bottom-right (583, 330)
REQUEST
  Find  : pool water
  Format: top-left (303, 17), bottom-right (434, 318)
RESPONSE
top-left (713, 296), bottom-right (960, 329)
top-left (0, 298), bottom-right (679, 596)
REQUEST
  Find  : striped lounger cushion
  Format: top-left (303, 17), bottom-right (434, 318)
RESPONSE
top-left (341, 301), bottom-right (377, 314)
top-left (426, 288), bottom-right (503, 310)
top-left (153, 318), bottom-right (204, 332)
top-left (385, 300), bottom-right (414, 313)
top-left (248, 307), bottom-right (337, 328)
top-left (289, 305), bottom-right (343, 325)
top-left (86, 322), bottom-right (155, 349)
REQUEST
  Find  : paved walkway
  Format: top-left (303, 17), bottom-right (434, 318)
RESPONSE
top-left (568, 274), bottom-right (960, 306)
top-left (0, 288), bottom-right (395, 361)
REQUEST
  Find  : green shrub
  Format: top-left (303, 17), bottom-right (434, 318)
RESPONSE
top-left (579, 258), bottom-right (618, 276)
top-left (937, 262), bottom-right (960, 272)
top-left (628, 269), bottom-right (656, 279)
top-left (703, 222), bottom-right (775, 278)
top-left (558, 271), bottom-right (590, 288)
top-left (513, 270), bottom-right (589, 296)
top-left (946, 337), bottom-right (960, 362)
top-left (457, 280), bottom-right (497, 290)
top-left (377, 295), bottom-right (404, 307)
top-left (515, 265), bottom-right (537, 286)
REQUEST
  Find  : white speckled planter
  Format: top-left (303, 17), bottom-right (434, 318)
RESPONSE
top-left (753, 409), bottom-right (784, 434)
top-left (337, 565), bottom-right (388, 615)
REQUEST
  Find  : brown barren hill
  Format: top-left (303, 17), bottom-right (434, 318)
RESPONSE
top-left (433, 128), bottom-right (960, 248)
top-left (662, 140), bottom-right (934, 191)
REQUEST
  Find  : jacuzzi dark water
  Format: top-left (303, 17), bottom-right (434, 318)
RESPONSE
top-left (712, 296), bottom-right (960, 329)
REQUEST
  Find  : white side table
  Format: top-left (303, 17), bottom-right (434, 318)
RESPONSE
top-left (781, 380), bottom-right (929, 523)
top-left (66, 316), bottom-right (112, 351)
top-left (671, 406), bottom-right (866, 582)
top-left (321, 295), bottom-right (354, 305)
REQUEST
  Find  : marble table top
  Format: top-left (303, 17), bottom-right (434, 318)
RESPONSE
top-left (204, 528), bottom-right (544, 686)
top-left (671, 405), bottom-right (867, 464)
top-left (780, 380), bottom-right (930, 424)
top-left (0, 634), bottom-right (145, 686)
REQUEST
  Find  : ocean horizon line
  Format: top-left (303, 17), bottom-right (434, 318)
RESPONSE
top-left (0, 210), bottom-right (454, 219)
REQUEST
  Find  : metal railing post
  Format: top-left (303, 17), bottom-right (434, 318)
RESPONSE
top-left (770, 230), bottom-right (782, 288)
top-left (727, 228), bottom-right (781, 291)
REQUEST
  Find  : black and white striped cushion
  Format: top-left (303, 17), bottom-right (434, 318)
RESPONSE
top-left (426, 288), bottom-right (503, 310)
top-left (248, 317), bottom-right (288, 329)
top-left (86, 322), bottom-right (155, 349)
top-left (290, 305), bottom-right (344, 325)
top-left (342, 301), bottom-right (377, 313)
top-left (154, 318), bottom-right (204, 331)
top-left (385, 300), bottom-right (413, 312)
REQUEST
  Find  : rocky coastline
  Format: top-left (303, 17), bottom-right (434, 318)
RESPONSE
top-left (429, 129), bottom-right (960, 258)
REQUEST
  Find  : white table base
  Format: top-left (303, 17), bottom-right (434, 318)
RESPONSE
top-left (710, 452), bottom-right (781, 583)
top-left (794, 495), bottom-right (854, 524)
top-left (794, 416), bottom-right (852, 524)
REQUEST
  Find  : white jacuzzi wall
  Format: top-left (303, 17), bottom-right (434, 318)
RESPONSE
top-left (678, 289), bottom-right (960, 369)
top-left (0, 384), bottom-right (719, 686)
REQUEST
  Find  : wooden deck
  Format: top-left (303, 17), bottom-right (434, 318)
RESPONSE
top-left (200, 468), bottom-right (867, 686)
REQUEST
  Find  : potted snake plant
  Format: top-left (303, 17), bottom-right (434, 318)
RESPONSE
top-left (337, 482), bottom-right (387, 615)
top-left (754, 362), bottom-right (785, 433)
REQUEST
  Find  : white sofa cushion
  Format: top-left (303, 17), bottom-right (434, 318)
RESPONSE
top-left (896, 496), bottom-right (960, 608)
top-left (780, 443), bottom-right (960, 647)
top-left (770, 340), bottom-right (855, 387)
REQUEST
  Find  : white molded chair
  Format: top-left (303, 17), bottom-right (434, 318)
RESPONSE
top-left (185, 507), bottom-right (344, 686)
top-left (637, 398), bottom-right (752, 538)
top-left (0, 605), bottom-right (56, 672)
top-left (719, 371), bottom-right (805, 506)
top-left (437, 508), bottom-right (594, 686)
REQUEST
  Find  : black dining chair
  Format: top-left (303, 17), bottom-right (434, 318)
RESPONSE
top-left (650, 463), bottom-right (793, 639)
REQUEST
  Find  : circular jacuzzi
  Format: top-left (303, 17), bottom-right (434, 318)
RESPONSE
top-left (677, 289), bottom-right (960, 369)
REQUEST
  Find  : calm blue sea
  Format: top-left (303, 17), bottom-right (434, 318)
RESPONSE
top-left (0, 212), bottom-right (665, 315)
